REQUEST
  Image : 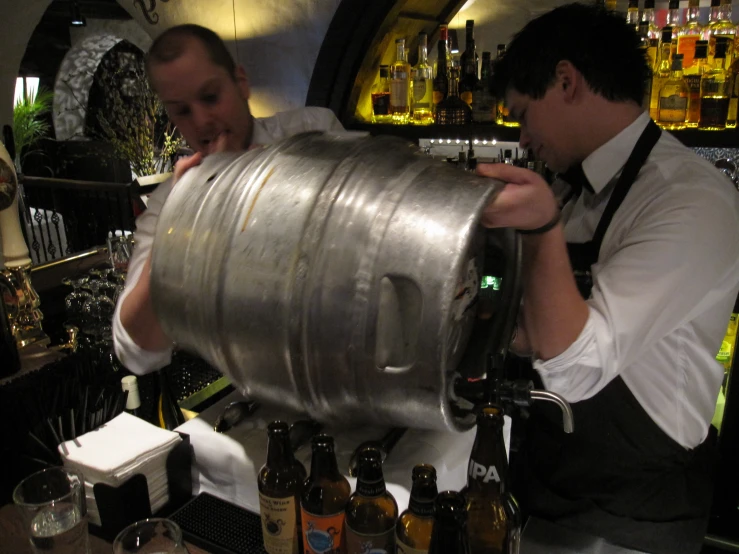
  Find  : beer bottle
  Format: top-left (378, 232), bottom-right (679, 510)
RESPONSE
top-left (258, 421), bottom-right (307, 554)
top-left (428, 491), bottom-right (470, 554)
top-left (344, 447), bottom-right (398, 553)
top-left (465, 403), bottom-right (521, 554)
top-left (301, 434), bottom-right (351, 554)
top-left (395, 464), bottom-right (438, 553)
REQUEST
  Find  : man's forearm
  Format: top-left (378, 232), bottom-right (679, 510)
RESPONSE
top-left (119, 257), bottom-right (171, 352)
top-left (521, 225), bottom-right (589, 361)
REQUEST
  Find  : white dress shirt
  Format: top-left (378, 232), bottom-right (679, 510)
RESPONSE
top-left (534, 111), bottom-right (739, 449)
top-left (112, 107), bottom-right (345, 375)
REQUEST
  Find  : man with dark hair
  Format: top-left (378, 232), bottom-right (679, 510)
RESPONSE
top-left (113, 24), bottom-right (344, 374)
top-left (480, 4), bottom-right (739, 553)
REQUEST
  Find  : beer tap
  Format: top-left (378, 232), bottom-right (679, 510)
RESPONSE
top-left (452, 375), bottom-right (575, 433)
top-left (0, 141), bottom-right (48, 350)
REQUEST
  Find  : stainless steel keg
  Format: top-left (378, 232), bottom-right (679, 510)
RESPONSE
top-left (151, 132), bottom-right (518, 431)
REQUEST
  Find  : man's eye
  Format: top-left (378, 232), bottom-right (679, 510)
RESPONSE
top-left (176, 108), bottom-right (191, 117)
top-left (202, 94), bottom-right (218, 105)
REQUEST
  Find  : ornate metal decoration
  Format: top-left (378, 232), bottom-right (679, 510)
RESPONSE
top-left (132, 0), bottom-right (170, 25)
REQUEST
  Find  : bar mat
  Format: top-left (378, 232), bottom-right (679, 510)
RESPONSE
top-left (169, 492), bottom-right (267, 554)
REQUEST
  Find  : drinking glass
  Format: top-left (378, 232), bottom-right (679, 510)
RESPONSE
top-left (113, 518), bottom-right (189, 554)
top-left (12, 467), bottom-right (89, 554)
top-left (108, 234), bottom-right (134, 275)
top-left (80, 279), bottom-right (116, 338)
top-left (61, 276), bottom-right (92, 329)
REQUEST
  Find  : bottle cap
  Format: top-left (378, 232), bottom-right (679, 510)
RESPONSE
top-left (671, 53), bottom-right (684, 70)
top-left (715, 37), bottom-right (729, 58)
top-left (629, 0), bottom-right (638, 7)
top-left (669, 0), bottom-right (679, 9)
top-left (695, 40), bottom-right (709, 59)
top-left (395, 38), bottom-right (405, 45)
top-left (121, 375), bottom-right (141, 410)
top-left (645, 0), bottom-right (655, 8)
top-left (661, 27), bottom-right (673, 43)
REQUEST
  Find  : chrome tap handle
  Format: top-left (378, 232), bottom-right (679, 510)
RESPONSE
top-left (529, 389), bottom-right (574, 433)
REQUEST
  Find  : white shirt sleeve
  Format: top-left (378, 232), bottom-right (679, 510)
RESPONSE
top-left (534, 167), bottom-right (739, 408)
top-left (112, 178), bottom-right (174, 375)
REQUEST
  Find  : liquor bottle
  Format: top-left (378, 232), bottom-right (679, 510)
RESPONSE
top-left (259, 421), bottom-right (307, 554)
top-left (727, 47), bottom-right (739, 127)
top-left (659, 53), bottom-right (689, 130)
top-left (493, 44), bottom-right (519, 128)
top-left (433, 31), bottom-right (450, 108)
top-left (472, 51), bottom-right (495, 123)
top-left (390, 39), bottom-right (411, 124)
top-left (639, 22), bottom-right (656, 110)
top-left (665, 0), bottom-right (682, 42)
top-left (465, 403), bottom-right (521, 554)
top-left (344, 447), bottom-right (398, 554)
top-left (435, 67), bottom-right (472, 125)
top-left (371, 65), bottom-right (392, 124)
top-left (626, 0), bottom-right (640, 31)
top-left (121, 375), bottom-right (142, 418)
top-left (428, 491), bottom-right (470, 554)
top-left (395, 464), bottom-right (438, 553)
top-left (0, 294), bottom-right (20, 377)
top-left (641, 0), bottom-right (660, 41)
top-left (459, 20), bottom-right (479, 106)
top-left (707, 0), bottom-right (722, 43)
top-left (650, 27), bottom-right (675, 121)
top-left (700, 38), bottom-right (731, 129)
top-left (685, 40), bottom-right (709, 127)
top-left (301, 434), bottom-right (351, 554)
top-left (708, 0), bottom-right (736, 65)
top-left (412, 32), bottom-right (434, 125)
top-left (678, 0), bottom-right (704, 69)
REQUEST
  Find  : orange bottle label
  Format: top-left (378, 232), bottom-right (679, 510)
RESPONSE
top-left (301, 508), bottom-right (346, 554)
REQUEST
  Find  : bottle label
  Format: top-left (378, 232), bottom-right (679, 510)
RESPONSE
top-left (659, 95), bottom-right (688, 122)
top-left (259, 493), bottom-right (300, 554)
top-left (390, 80), bottom-right (409, 108)
top-left (345, 525), bottom-right (394, 554)
top-left (301, 508), bottom-right (346, 554)
top-left (356, 479), bottom-right (387, 497)
top-left (413, 79), bottom-right (427, 102)
top-left (468, 459), bottom-right (501, 483)
top-left (395, 536), bottom-right (428, 554)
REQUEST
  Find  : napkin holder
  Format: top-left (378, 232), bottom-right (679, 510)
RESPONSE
top-left (88, 432), bottom-right (193, 541)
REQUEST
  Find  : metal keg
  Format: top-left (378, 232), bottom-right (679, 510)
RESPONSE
top-left (151, 132), bottom-right (520, 432)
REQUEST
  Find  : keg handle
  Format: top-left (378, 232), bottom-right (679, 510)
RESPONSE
top-left (453, 377), bottom-right (574, 433)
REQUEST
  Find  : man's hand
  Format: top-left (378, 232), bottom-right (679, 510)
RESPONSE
top-left (477, 163), bottom-right (558, 231)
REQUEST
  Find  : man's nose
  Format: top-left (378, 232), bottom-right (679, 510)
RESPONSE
top-left (191, 104), bottom-right (214, 131)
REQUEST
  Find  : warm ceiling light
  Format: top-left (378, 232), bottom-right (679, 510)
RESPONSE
top-left (70, 0), bottom-right (86, 27)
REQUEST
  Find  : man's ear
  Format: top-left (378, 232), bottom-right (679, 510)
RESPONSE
top-left (235, 65), bottom-right (251, 101)
top-left (555, 60), bottom-right (579, 101)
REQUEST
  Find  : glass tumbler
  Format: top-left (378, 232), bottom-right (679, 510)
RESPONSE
top-left (113, 518), bottom-right (190, 554)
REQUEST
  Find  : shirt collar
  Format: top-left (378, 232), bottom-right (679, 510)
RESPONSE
top-left (581, 111), bottom-right (652, 194)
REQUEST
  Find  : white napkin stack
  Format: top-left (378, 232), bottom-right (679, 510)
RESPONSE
top-left (58, 412), bottom-right (182, 526)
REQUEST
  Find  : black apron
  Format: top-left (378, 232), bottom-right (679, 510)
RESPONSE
top-left (511, 120), bottom-right (717, 554)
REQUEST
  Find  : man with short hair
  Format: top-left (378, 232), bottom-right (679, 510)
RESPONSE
top-left (480, 4), bottom-right (739, 553)
top-left (113, 24), bottom-right (344, 374)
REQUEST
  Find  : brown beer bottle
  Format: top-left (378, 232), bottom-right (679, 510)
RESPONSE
top-left (344, 447), bottom-right (398, 553)
top-left (395, 464), bottom-right (438, 553)
top-left (258, 421), bottom-right (307, 554)
top-left (428, 491), bottom-right (470, 554)
top-left (465, 403), bottom-right (521, 554)
top-left (301, 434), bottom-right (351, 554)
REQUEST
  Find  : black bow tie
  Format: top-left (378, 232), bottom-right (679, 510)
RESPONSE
top-left (560, 164), bottom-right (595, 197)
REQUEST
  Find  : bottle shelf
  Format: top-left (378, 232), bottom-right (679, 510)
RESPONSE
top-left (349, 122), bottom-right (739, 148)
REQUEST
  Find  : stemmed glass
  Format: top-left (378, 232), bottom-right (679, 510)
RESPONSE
top-left (107, 234), bottom-right (134, 277)
top-left (61, 276), bottom-right (92, 329)
top-left (80, 279), bottom-right (116, 339)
